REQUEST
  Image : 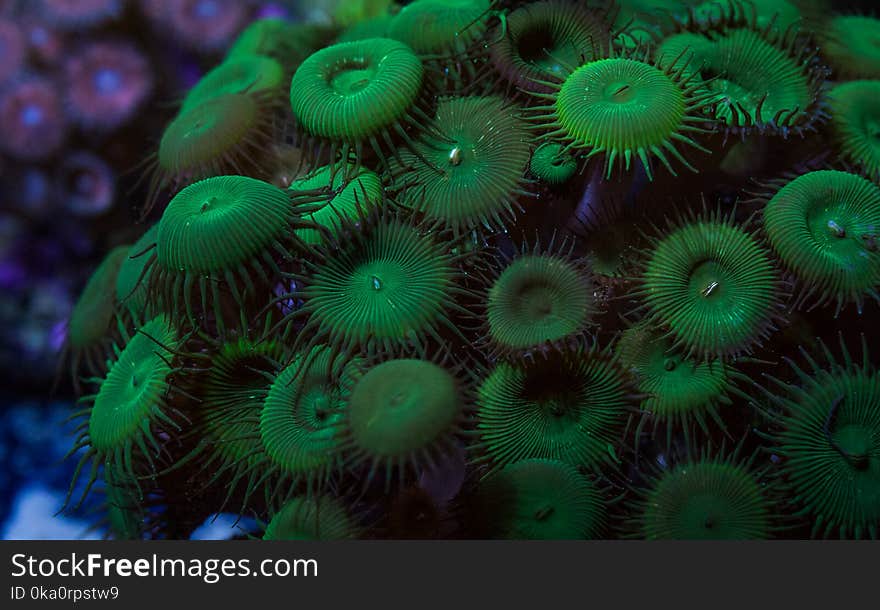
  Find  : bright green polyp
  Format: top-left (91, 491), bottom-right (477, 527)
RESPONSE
top-left (776, 354), bottom-right (880, 539)
top-left (158, 93), bottom-right (260, 173)
top-left (88, 315), bottom-right (178, 452)
top-left (643, 218), bottom-right (777, 358)
top-left (487, 254), bottom-right (593, 351)
top-left (289, 38), bottom-right (423, 141)
top-left (202, 338), bottom-right (282, 465)
top-left (157, 175), bottom-right (291, 275)
top-left (556, 58), bottom-right (686, 155)
top-left (387, 0), bottom-right (490, 55)
top-left (392, 96), bottom-right (531, 233)
top-left (303, 219), bottom-right (456, 350)
top-left (617, 323), bottom-right (732, 435)
top-left (529, 142), bottom-right (577, 185)
top-left (763, 170), bottom-right (880, 310)
top-left (476, 352), bottom-right (630, 471)
top-left (348, 359), bottom-right (459, 458)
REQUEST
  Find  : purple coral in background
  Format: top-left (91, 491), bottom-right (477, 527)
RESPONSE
top-left (142, 0), bottom-right (253, 52)
top-left (55, 151), bottom-right (117, 217)
top-left (62, 39), bottom-right (153, 130)
top-left (0, 16), bottom-right (25, 83)
top-left (0, 75), bottom-right (67, 161)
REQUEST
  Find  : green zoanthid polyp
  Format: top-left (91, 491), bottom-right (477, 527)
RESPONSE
top-left (60, 0), bottom-right (878, 540)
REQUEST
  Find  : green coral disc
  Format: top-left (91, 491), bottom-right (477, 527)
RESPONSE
top-left (301, 216), bottom-right (462, 353)
top-left (158, 93), bottom-right (268, 178)
top-left (289, 38), bottom-right (423, 141)
top-left (486, 253), bottom-right (595, 354)
top-left (822, 15), bottom-right (880, 79)
top-left (260, 346), bottom-right (352, 479)
top-left (387, 0), bottom-right (490, 55)
top-left (641, 213), bottom-right (779, 359)
top-left (762, 170), bottom-right (880, 313)
top-left (557, 58), bottom-right (684, 154)
top-left (157, 175), bottom-right (292, 275)
top-left (201, 338), bottom-right (283, 466)
top-left (772, 338), bottom-right (880, 539)
top-left (88, 315), bottom-right (179, 452)
top-left (181, 54), bottom-right (284, 110)
top-left (115, 224), bottom-right (158, 317)
top-left (69, 246), bottom-right (129, 349)
top-left (347, 359), bottom-right (461, 462)
top-left (289, 163), bottom-right (383, 244)
top-left (636, 459), bottom-right (771, 539)
top-left (473, 459), bottom-right (605, 539)
top-left (617, 322), bottom-right (733, 439)
top-left (476, 349), bottom-right (632, 471)
top-left (547, 55), bottom-right (710, 179)
top-left (529, 141), bottom-right (578, 185)
top-left (828, 81), bottom-right (880, 181)
top-left (661, 27), bottom-right (820, 133)
top-left (263, 495), bottom-right (359, 540)
top-left (490, 0), bottom-right (612, 92)
top-left (390, 96), bottom-right (531, 233)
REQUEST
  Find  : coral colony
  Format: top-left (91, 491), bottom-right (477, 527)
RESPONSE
top-left (62, 0), bottom-right (880, 540)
